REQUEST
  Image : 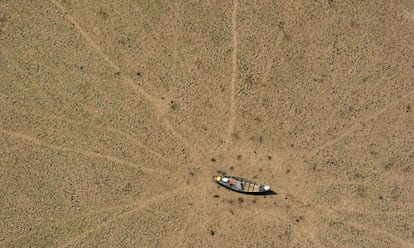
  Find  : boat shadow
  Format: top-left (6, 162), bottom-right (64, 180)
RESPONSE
top-left (263, 190), bottom-right (277, 195)
top-left (238, 189), bottom-right (278, 196)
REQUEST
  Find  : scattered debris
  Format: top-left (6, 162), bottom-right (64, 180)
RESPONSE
top-left (123, 182), bottom-right (132, 192)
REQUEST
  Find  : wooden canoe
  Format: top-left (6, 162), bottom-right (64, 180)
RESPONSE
top-left (215, 175), bottom-right (271, 194)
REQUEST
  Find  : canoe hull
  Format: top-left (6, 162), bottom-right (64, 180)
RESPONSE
top-left (215, 175), bottom-right (271, 194)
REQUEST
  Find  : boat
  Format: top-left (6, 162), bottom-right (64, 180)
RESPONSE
top-left (215, 175), bottom-right (271, 194)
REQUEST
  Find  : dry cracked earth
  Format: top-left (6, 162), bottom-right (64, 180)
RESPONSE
top-left (1, 0), bottom-right (413, 247)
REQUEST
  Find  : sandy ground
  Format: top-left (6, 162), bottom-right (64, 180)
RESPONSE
top-left (1, 0), bottom-right (413, 247)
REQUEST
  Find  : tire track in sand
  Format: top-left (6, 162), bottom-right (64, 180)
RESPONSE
top-left (226, 0), bottom-right (239, 143)
top-left (50, 0), bottom-right (199, 157)
top-left (58, 185), bottom-right (193, 248)
top-left (306, 89), bottom-right (414, 159)
top-left (1, 129), bottom-right (170, 176)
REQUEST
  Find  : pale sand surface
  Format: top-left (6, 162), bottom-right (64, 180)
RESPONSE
top-left (1, 1), bottom-right (413, 247)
